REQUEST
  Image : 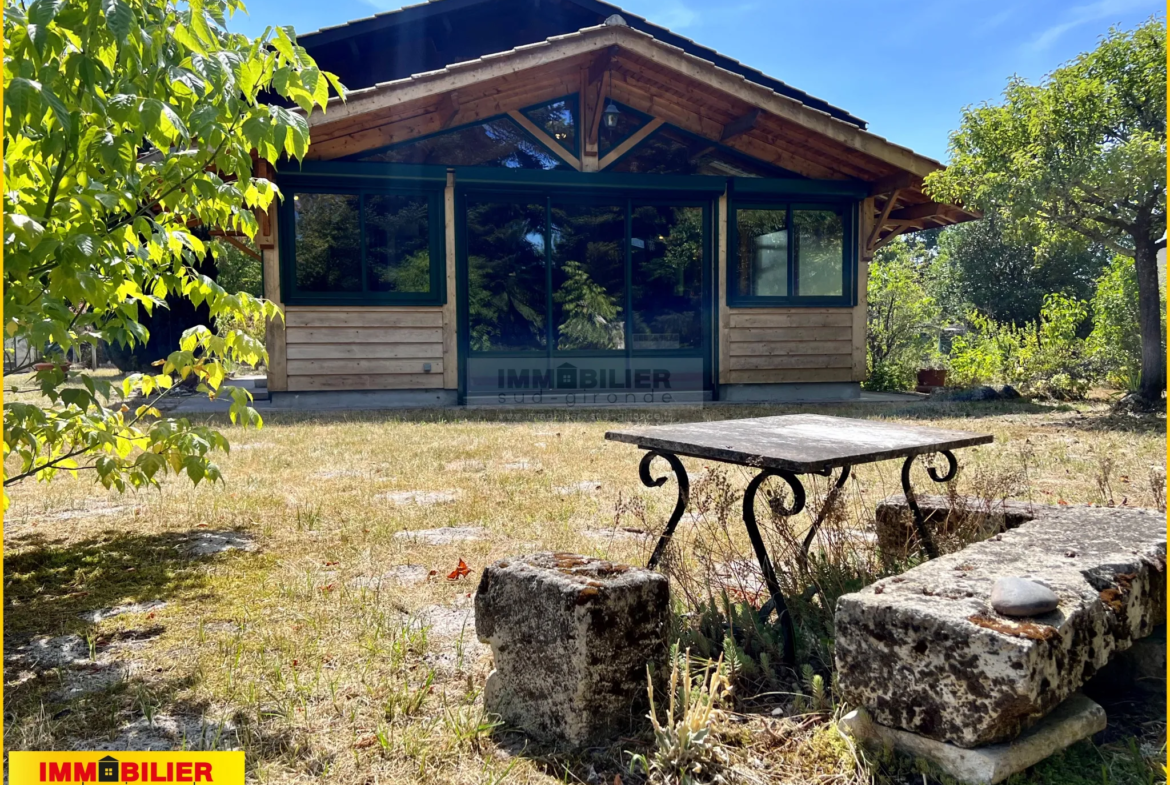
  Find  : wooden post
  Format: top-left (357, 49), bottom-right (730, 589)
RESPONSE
top-left (852, 197), bottom-right (874, 382)
top-left (262, 205), bottom-right (287, 392)
top-left (717, 191), bottom-right (730, 385)
top-left (443, 170), bottom-right (458, 390)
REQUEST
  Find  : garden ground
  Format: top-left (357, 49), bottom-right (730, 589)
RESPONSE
top-left (4, 392), bottom-right (1166, 784)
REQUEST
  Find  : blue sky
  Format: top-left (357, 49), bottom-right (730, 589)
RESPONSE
top-left (229, 0), bottom-right (1163, 162)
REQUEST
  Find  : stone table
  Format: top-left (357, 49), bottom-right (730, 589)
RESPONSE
top-left (605, 414), bottom-right (993, 662)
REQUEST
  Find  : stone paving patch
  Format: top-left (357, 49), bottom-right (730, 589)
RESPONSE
top-left (350, 564), bottom-right (433, 589)
top-left (80, 714), bottom-right (238, 752)
top-left (393, 526), bottom-right (488, 545)
top-left (554, 481), bottom-right (601, 496)
top-left (582, 527), bottom-right (654, 542)
top-left (8, 635), bottom-right (89, 670)
top-left (445, 459), bottom-right (486, 472)
top-left (180, 531), bottom-right (257, 557)
top-left (80, 600), bottom-right (167, 624)
top-left (380, 490), bottom-right (461, 506)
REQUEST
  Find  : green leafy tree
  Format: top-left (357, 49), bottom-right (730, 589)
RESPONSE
top-left (1088, 254), bottom-right (1158, 389)
top-left (864, 237), bottom-right (938, 391)
top-left (933, 216), bottom-right (1109, 326)
top-left (3, 0), bottom-right (342, 499)
top-left (926, 19), bottom-right (1166, 400)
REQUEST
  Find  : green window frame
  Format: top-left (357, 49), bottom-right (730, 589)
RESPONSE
top-left (278, 182), bottom-right (446, 306)
top-left (727, 198), bottom-right (858, 308)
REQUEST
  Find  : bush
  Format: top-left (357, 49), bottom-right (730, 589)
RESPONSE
top-left (1088, 254), bottom-right (1161, 390)
top-left (864, 238), bottom-right (939, 392)
top-left (947, 293), bottom-right (1092, 399)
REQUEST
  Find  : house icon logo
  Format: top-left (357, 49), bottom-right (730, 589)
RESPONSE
top-left (98, 756), bottom-right (120, 782)
top-left (555, 362), bottom-right (577, 389)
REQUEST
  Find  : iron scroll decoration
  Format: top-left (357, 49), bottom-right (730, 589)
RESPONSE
top-left (636, 446), bottom-right (960, 665)
top-left (900, 450), bottom-right (958, 559)
top-left (640, 450), bottom-right (691, 570)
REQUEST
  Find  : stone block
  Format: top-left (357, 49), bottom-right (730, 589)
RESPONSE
top-left (835, 506), bottom-right (1165, 747)
top-left (474, 553), bottom-right (670, 746)
top-left (839, 693), bottom-right (1106, 785)
top-left (874, 494), bottom-right (1041, 559)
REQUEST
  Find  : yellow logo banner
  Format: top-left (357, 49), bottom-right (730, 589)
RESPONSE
top-left (8, 752), bottom-right (245, 785)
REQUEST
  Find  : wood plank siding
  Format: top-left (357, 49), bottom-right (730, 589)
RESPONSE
top-left (283, 307), bottom-right (451, 392)
top-left (721, 309), bottom-right (858, 384)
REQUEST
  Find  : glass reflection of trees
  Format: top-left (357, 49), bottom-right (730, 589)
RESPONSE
top-left (551, 203), bottom-right (626, 351)
top-left (522, 97), bottom-right (579, 157)
top-left (631, 206), bottom-right (703, 350)
top-left (793, 208), bottom-right (844, 297)
top-left (365, 194), bottom-right (430, 293)
top-left (294, 193), bottom-right (362, 293)
top-left (360, 117), bottom-right (569, 170)
top-left (293, 192), bottom-right (433, 297)
top-left (466, 200), bottom-right (548, 352)
top-left (735, 208), bottom-right (788, 297)
top-left (610, 125), bottom-right (788, 178)
top-left (466, 198), bottom-right (707, 355)
top-left (733, 206), bottom-right (847, 300)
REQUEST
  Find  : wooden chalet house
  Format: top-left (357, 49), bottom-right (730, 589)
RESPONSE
top-left (255, 0), bottom-right (974, 406)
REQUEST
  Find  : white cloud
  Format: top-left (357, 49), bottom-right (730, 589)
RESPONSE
top-left (1031, 0), bottom-right (1152, 50)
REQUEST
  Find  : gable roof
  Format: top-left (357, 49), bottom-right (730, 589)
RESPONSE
top-left (297, 0), bottom-right (868, 129)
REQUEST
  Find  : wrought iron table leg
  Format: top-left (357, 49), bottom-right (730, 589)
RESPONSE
top-left (641, 450), bottom-right (691, 570)
top-left (900, 450), bottom-right (958, 560)
top-left (800, 465), bottom-right (851, 559)
top-left (743, 468), bottom-right (806, 665)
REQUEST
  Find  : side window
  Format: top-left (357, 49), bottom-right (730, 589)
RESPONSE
top-left (729, 201), bottom-right (855, 306)
top-left (286, 188), bottom-right (443, 305)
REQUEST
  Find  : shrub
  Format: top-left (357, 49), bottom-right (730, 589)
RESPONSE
top-left (947, 293), bottom-right (1092, 398)
top-left (864, 239), bottom-right (939, 391)
top-left (1088, 254), bottom-right (1162, 390)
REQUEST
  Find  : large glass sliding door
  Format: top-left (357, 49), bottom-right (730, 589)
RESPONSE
top-left (462, 191), bottom-right (711, 404)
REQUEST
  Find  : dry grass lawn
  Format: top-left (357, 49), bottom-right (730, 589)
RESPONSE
top-left (4, 397), bottom-right (1166, 784)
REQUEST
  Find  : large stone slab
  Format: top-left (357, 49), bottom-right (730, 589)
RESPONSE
top-left (475, 553), bottom-right (669, 746)
top-left (874, 494), bottom-right (1043, 558)
top-left (839, 693), bottom-right (1106, 785)
top-left (835, 506), bottom-right (1165, 748)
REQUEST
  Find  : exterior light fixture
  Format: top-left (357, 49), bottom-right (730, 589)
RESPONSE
top-left (603, 101), bottom-right (621, 130)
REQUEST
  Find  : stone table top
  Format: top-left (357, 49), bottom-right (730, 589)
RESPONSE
top-left (604, 414), bottom-right (993, 473)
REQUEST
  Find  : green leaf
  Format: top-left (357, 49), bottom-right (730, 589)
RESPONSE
top-left (27, 0), bottom-right (65, 27)
top-left (40, 85), bottom-right (75, 137)
top-left (102, 0), bottom-right (134, 42)
top-left (5, 77), bottom-right (42, 122)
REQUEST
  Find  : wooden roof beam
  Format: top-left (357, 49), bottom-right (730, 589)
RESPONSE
top-left (866, 188), bottom-right (901, 252)
top-left (720, 108), bottom-right (761, 142)
top-left (868, 170), bottom-right (921, 196)
top-left (888, 202), bottom-right (950, 221)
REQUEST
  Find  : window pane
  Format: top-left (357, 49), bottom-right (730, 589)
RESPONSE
top-left (631, 205), bottom-right (703, 350)
top-left (467, 199), bottom-right (548, 352)
top-left (551, 201), bottom-right (626, 351)
top-left (359, 117), bottom-right (569, 170)
top-left (598, 102), bottom-right (651, 156)
top-left (735, 208), bottom-right (788, 297)
top-left (794, 208), bottom-right (845, 297)
top-left (609, 125), bottom-right (793, 177)
top-left (522, 97), bottom-right (578, 157)
top-left (365, 194), bottom-right (431, 293)
top-left (294, 193), bottom-right (361, 293)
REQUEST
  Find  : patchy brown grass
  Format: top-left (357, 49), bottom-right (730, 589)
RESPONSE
top-left (4, 399), bottom-right (1165, 784)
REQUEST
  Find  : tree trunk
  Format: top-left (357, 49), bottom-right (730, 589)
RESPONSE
top-left (1132, 233), bottom-right (1165, 401)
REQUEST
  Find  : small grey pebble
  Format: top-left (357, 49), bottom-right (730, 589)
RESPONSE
top-left (991, 577), bottom-right (1059, 617)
